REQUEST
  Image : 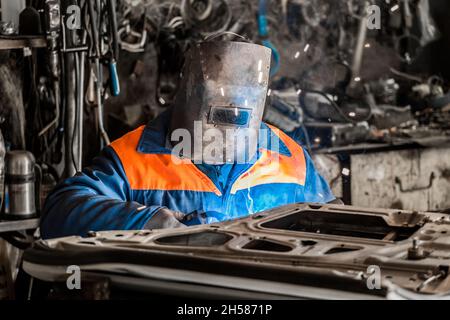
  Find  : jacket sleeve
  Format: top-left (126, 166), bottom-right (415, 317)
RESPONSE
top-left (302, 150), bottom-right (336, 203)
top-left (40, 146), bottom-right (162, 239)
top-left (287, 130), bottom-right (336, 203)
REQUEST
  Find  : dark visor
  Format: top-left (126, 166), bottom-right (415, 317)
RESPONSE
top-left (208, 106), bottom-right (252, 127)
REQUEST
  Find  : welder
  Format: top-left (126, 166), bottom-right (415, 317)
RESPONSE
top-left (40, 41), bottom-right (335, 239)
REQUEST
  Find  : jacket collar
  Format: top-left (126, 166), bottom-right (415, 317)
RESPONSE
top-left (137, 108), bottom-right (291, 157)
top-left (136, 109), bottom-right (172, 154)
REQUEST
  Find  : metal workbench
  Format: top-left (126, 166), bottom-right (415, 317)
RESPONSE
top-left (313, 136), bottom-right (450, 211)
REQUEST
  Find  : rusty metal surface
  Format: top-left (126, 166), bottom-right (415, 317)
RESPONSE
top-left (314, 146), bottom-right (450, 211)
top-left (24, 203), bottom-right (450, 298)
top-left (351, 147), bottom-right (450, 211)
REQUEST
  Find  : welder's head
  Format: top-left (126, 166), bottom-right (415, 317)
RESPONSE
top-left (170, 41), bottom-right (272, 164)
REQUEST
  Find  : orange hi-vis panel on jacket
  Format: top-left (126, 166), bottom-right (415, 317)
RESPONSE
top-left (111, 126), bottom-right (222, 195)
top-left (230, 124), bottom-right (306, 194)
top-left (110, 124), bottom-right (306, 195)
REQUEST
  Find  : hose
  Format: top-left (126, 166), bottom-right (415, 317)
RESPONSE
top-left (258, 0), bottom-right (280, 76)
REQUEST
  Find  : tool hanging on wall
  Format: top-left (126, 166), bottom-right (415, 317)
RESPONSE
top-left (86, 0), bottom-right (121, 148)
top-left (105, 0), bottom-right (120, 97)
top-left (39, 0), bottom-right (61, 138)
top-left (87, 0), bottom-right (109, 148)
top-left (36, 0), bottom-right (122, 176)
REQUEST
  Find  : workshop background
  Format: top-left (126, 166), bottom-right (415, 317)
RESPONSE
top-left (0, 0), bottom-right (449, 299)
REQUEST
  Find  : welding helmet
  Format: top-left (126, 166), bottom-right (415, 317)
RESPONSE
top-left (169, 41), bottom-right (272, 164)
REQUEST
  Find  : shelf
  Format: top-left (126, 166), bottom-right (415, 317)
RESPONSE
top-left (317, 136), bottom-right (450, 155)
top-left (0, 218), bottom-right (40, 233)
top-left (0, 35), bottom-right (46, 50)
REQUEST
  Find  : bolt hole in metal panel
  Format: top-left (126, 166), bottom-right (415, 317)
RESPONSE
top-left (324, 246), bottom-right (362, 255)
top-left (155, 231), bottom-right (232, 247)
top-left (242, 239), bottom-right (293, 252)
top-left (78, 241), bottom-right (96, 245)
top-left (301, 240), bottom-right (317, 246)
top-left (261, 211), bottom-right (420, 241)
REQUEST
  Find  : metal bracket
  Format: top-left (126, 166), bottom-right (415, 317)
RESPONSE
top-left (395, 172), bottom-right (435, 193)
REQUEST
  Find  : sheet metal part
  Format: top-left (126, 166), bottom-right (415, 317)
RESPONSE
top-left (24, 203), bottom-right (450, 299)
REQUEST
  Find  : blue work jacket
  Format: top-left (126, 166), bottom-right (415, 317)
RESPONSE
top-left (40, 111), bottom-right (334, 238)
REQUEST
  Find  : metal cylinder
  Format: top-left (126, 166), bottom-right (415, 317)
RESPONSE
top-left (0, 131), bottom-right (5, 211)
top-left (4, 150), bottom-right (36, 219)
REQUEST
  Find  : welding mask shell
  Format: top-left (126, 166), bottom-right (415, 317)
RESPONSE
top-left (170, 41), bottom-right (272, 164)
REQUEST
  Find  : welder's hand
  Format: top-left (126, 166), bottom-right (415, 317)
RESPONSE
top-left (144, 208), bottom-right (186, 229)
